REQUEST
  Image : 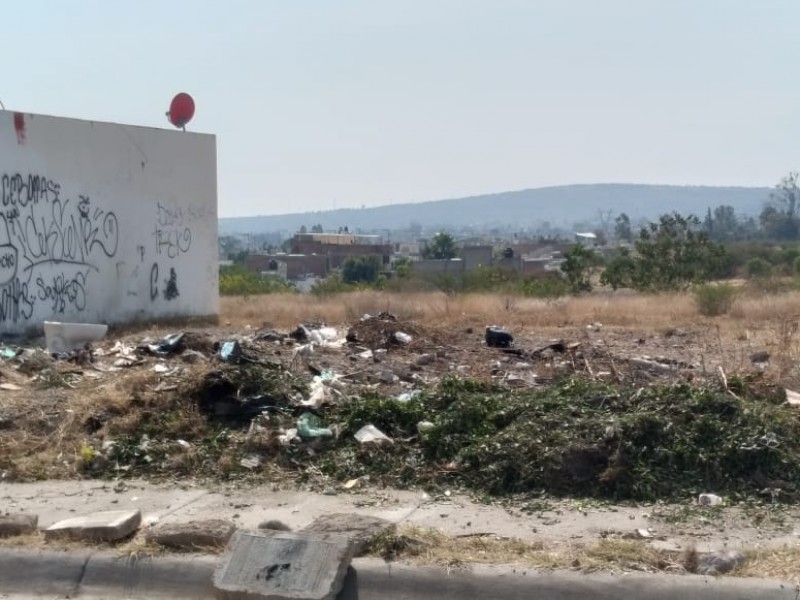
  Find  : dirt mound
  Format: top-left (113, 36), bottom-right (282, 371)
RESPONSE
top-left (345, 314), bottom-right (427, 350)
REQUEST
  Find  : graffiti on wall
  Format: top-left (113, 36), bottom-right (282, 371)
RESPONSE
top-left (0, 173), bottom-right (119, 322)
top-left (0, 173), bottom-right (198, 325)
top-left (154, 202), bottom-right (192, 259)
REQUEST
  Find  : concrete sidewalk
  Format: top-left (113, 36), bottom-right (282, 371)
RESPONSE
top-left (1, 479), bottom-right (797, 554)
top-left (0, 549), bottom-right (796, 600)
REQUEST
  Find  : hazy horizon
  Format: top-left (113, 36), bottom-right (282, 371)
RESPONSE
top-left (6, 1), bottom-right (799, 218)
top-left (217, 181), bottom-right (773, 220)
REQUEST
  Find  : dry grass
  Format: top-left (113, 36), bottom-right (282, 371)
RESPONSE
top-left (736, 547), bottom-right (800, 583)
top-left (3, 525), bottom-right (799, 581)
top-left (0, 362), bottom-right (216, 480)
top-left (0, 529), bottom-right (213, 559)
top-left (370, 527), bottom-right (800, 581)
top-left (372, 527), bottom-right (682, 574)
top-left (220, 289), bottom-right (800, 332)
top-left (220, 290), bottom-right (800, 386)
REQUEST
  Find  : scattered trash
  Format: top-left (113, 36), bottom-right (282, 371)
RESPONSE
top-left (290, 342), bottom-right (316, 370)
top-left (374, 370), bottom-right (399, 385)
top-left (394, 332), bottom-right (412, 345)
top-left (308, 329), bottom-right (324, 346)
top-left (302, 375), bottom-right (336, 409)
top-left (417, 420), bottom-right (435, 433)
top-left (357, 349), bottom-right (374, 360)
top-left (635, 528), bottom-right (652, 539)
top-left (143, 333), bottom-right (185, 357)
top-left (354, 424), bottom-right (393, 445)
top-left (503, 373), bottom-right (528, 388)
top-left (318, 327), bottom-right (339, 342)
top-left (0, 347), bottom-right (18, 359)
top-left (217, 341), bottom-right (242, 363)
top-left (240, 455), bottom-right (262, 469)
top-left (786, 389), bottom-right (800, 406)
top-left (278, 428), bottom-right (299, 446)
top-left (485, 326), bottom-right (513, 348)
top-left (629, 356), bottom-right (693, 373)
top-left (176, 439), bottom-right (191, 448)
top-left (397, 390), bottom-right (422, 403)
top-left (297, 412), bottom-right (333, 438)
top-left (698, 493), bottom-right (723, 506)
top-left (0, 383), bottom-right (22, 391)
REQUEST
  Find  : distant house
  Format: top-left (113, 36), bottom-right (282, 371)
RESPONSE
top-left (574, 232), bottom-right (599, 247)
top-left (291, 233), bottom-right (393, 269)
top-left (242, 232), bottom-right (393, 285)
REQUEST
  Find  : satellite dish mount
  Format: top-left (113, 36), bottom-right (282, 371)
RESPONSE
top-left (166, 92), bottom-right (195, 131)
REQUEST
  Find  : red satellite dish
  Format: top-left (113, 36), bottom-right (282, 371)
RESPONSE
top-left (166, 93), bottom-right (195, 130)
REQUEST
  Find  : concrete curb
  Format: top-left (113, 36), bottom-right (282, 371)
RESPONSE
top-left (0, 549), bottom-right (796, 600)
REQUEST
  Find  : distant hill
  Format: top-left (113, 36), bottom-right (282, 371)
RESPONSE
top-left (219, 184), bottom-right (773, 235)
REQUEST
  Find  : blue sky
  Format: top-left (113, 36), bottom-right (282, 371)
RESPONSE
top-left (4, 1), bottom-right (799, 217)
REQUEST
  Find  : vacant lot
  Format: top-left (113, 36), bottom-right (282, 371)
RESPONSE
top-left (1, 289), bottom-right (800, 578)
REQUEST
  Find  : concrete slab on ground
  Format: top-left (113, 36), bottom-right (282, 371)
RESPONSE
top-left (45, 509), bottom-right (142, 542)
top-left (0, 513), bottom-right (38, 536)
top-left (302, 513), bottom-right (392, 556)
top-left (214, 530), bottom-right (356, 600)
top-left (146, 519), bottom-right (237, 550)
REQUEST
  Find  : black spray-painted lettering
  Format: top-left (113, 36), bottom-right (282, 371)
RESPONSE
top-left (0, 173), bottom-right (120, 323)
top-left (36, 271), bottom-right (88, 313)
top-left (153, 227), bottom-right (192, 259)
top-left (149, 262), bottom-right (159, 301)
top-left (0, 278), bottom-right (34, 323)
top-left (164, 267), bottom-right (179, 300)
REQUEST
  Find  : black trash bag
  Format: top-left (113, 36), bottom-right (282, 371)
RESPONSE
top-left (485, 326), bottom-right (513, 348)
top-left (142, 332), bottom-right (185, 356)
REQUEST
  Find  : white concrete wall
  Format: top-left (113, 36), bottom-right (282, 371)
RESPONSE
top-left (0, 111), bottom-right (218, 334)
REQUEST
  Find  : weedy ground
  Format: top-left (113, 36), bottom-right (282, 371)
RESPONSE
top-left (2, 289), bottom-right (800, 580)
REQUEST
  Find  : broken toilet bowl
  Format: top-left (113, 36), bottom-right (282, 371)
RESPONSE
top-left (43, 321), bottom-right (108, 353)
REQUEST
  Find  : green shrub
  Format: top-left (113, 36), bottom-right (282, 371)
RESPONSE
top-left (342, 256), bottom-right (382, 284)
top-left (693, 283), bottom-right (737, 317)
top-left (310, 273), bottom-right (355, 297)
top-left (462, 266), bottom-right (519, 293)
top-left (219, 266), bottom-right (296, 296)
top-left (517, 274), bottom-right (571, 298)
top-left (314, 376), bottom-right (800, 501)
top-left (746, 257), bottom-right (772, 279)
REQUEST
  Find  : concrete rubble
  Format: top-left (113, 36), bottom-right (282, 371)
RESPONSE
top-left (44, 509), bottom-right (142, 542)
top-left (302, 513), bottom-right (392, 556)
top-left (0, 513), bottom-right (38, 537)
top-left (146, 519), bottom-right (237, 550)
top-left (214, 530), bottom-right (356, 600)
